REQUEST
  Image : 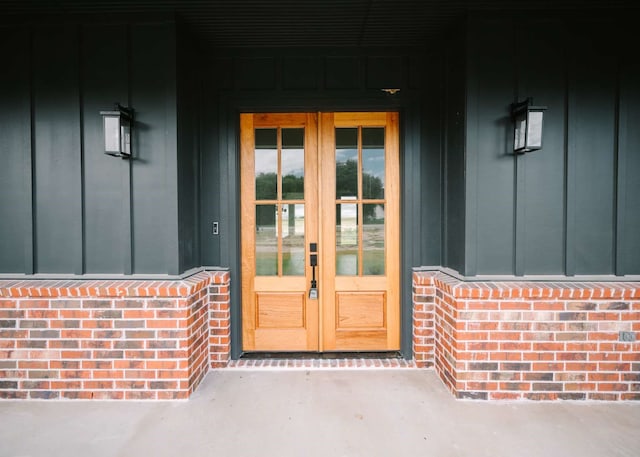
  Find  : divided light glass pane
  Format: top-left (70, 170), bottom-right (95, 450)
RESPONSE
top-left (255, 205), bottom-right (277, 276)
top-left (362, 128), bottom-right (385, 199)
top-left (282, 128), bottom-right (305, 200)
top-left (282, 204), bottom-right (305, 276)
top-left (335, 128), bottom-right (358, 199)
top-left (255, 128), bottom-right (277, 200)
top-left (363, 204), bottom-right (385, 275)
top-left (336, 203), bottom-right (358, 275)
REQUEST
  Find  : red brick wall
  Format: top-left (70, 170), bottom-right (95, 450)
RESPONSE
top-left (0, 271), bottom-right (230, 400)
top-left (209, 278), bottom-right (230, 368)
top-left (3, 268), bottom-right (637, 401)
top-left (412, 282), bottom-right (435, 368)
top-left (414, 271), bottom-right (640, 400)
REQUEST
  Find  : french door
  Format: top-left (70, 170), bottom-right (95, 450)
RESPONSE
top-left (240, 112), bottom-right (399, 352)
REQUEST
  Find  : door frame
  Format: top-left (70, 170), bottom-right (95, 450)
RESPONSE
top-left (216, 94), bottom-right (421, 360)
top-left (239, 112), bottom-right (400, 352)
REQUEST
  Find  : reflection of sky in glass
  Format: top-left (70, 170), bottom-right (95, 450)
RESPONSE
top-left (336, 148), bottom-right (357, 164)
top-left (363, 149), bottom-right (385, 180)
top-left (336, 149), bottom-right (384, 179)
top-left (282, 149), bottom-right (304, 177)
top-left (255, 149), bottom-right (277, 176)
top-left (255, 150), bottom-right (304, 177)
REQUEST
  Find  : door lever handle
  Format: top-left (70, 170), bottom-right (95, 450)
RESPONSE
top-left (309, 245), bottom-right (318, 299)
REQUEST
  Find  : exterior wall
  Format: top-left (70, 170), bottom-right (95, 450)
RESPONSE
top-left (0, 271), bottom-right (229, 400)
top-left (414, 271), bottom-right (640, 400)
top-left (0, 18), bottom-right (192, 276)
top-left (455, 14), bottom-right (640, 276)
top-left (177, 24), bottom-right (203, 273)
top-left (442, 24), bottom-right (467, 273)
top-left (2, 269), bottom-right (638, 401)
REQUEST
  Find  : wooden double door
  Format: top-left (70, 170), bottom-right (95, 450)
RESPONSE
top-left (241, 112), bottom-right (399, 352)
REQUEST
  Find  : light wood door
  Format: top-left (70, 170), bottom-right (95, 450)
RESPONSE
top-left (241, 112), bottom-right (399, 352)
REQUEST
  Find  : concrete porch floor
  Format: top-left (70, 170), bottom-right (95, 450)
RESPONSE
top-left (1, 369), bottom-right (639, 457)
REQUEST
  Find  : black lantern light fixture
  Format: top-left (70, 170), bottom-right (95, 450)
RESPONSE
top-left (511, 98), bottom-right (547, 154)
top-left (100, 104), bottom-right (134, 158)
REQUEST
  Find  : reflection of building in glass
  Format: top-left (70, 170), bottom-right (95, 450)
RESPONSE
top-left (338, 198), bottom-right (357, 246)
top-left (277, 204), bottom-right (305, 238)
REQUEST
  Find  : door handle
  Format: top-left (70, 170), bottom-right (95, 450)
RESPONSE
top-left (309, 244), bottom-right (318, 299)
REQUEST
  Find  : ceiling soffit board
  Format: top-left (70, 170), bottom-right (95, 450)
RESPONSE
top-left (0, 0), bottom-right (637, 48)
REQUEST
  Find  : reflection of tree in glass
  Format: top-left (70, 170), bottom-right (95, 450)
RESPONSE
top-left (256, 172), bottom-right (304, 200)
top-left (336, 160), bottom-right (383, 219)
top-left (336, 159), bottom-right (358, 198)
top-left (282, 174), bottom-right (304, 198)
top-left (256, 172), bottom-right (276, 200)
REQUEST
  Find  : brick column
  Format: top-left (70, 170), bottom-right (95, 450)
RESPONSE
top-left (412, 273), bottom-right (435, 368)
top-left (0, 270), bottom-right (231, 400)
top-left (413, 271), bottom-right (640, 401)
top-left (209, 274), bottom-right (231, 368)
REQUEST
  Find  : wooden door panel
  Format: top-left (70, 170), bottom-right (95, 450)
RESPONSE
top-left (256, 293), bottom-right (306, 328)
top-left (320, 112), bottom-right (400, 352)
top-left (336, 292), bottom-right (386, 329)
top-left (241, 113), bottom-right (319, 352)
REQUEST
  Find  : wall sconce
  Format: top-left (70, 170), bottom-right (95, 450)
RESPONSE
top-left (100, 104), bottom-right (134, 158)
top-left (511, 98), bottom-right (547, 154)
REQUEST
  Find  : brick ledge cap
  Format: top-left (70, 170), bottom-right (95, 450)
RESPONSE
top-left (413, 270), bottom-right (640, 299)
top-left (0, 270), bottom-right (230, 298)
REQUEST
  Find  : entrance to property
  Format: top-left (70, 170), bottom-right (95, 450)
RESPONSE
top-left (241, 112), bottom-right (400, 352)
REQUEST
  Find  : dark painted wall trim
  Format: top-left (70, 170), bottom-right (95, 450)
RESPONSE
top-left (26, 32), bottom-right (35, 275)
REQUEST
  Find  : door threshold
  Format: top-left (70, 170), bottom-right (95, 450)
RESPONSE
top-left (240, 351), bottom-right (402, 360)
top-left (223, 352), bottom-right (418, 370)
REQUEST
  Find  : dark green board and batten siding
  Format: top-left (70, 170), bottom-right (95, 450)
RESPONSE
top-left (457, 14), bottom-right (640, 277)
top-left (0, 20), bottom-right (201, 275)
top-left (1, 13), bottom-right (639, 279)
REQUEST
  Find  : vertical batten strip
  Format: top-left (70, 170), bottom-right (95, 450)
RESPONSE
top-left (564, 54), bottom-right (575, 276)
top-left (26, 29), bottom-right (35, 275)
top-left (123, 24), bottom-right (133, 276)
top-left (614, 58), bottom-right (624, 276)
top-left (513, 18), bottom-right (525, 277)
top-left (78, 25), bottom-right (86, 276)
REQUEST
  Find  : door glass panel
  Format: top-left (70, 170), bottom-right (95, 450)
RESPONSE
top-left (255, 128), bottom-right (277, 200)
top-left (256, 205), bottom-right (277, 275)
top-left (362, 128), bottom-right (385, 200)
top-left (282, 128), bottom-right (305, 200)
top-left (363, 204), bottom-right (385, 275)
top-left (336, 202), bottom-right (358, 275)
top-left (335, 128), bottom-right (358, 199)
top-left (282, 203), bottom-right (305, 276)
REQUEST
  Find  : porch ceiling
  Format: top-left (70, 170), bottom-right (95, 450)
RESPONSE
top-left (0, 0), bottom-right (636, 48)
